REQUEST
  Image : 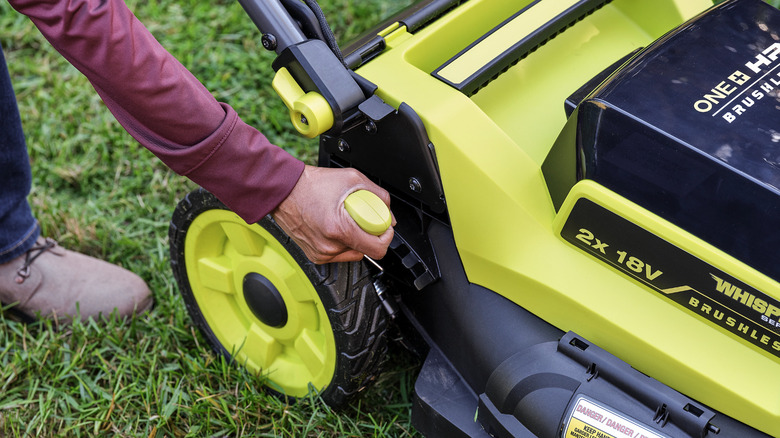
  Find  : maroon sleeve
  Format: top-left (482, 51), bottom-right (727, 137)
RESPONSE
top-left (8, 0), bottom-right (305, 223)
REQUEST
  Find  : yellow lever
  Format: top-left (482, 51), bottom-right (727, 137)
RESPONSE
top-left (344, 190), bottom-right (392, 236)
top-left (271, 67), bottom-right (334, 138)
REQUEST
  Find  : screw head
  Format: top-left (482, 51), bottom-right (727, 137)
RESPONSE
top-left (337, 139), bottom-right (350, 153)
top-left (364, 120), bottom-right (377, 134)
top-left (300, 114), bottom-right (309, 126)
top-left (409, 177), bottom-right (422, 193)
top-left (261, 33), bottom-right (277, 51)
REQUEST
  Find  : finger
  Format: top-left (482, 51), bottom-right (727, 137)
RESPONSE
top-left (353, 174), bottom-right (391, 207)
top-left (348, 226), bottom-right (394, 260)
top-left (294, 234), bottom-right (348, 265)
top-left (374, 226), bottom-right (395, 256)
top-left (326, 249), bottom-right (369, 264)
top-left (372, 186), bottom-right (392, 207)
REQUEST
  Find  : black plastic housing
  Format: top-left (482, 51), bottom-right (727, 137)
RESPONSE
top-left (405, 222), bottom-right (767, 437)
top-left (550, 0), bottom-right (780, 282)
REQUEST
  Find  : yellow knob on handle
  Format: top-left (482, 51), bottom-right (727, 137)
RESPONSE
top-left (344, 190), bottom-right (391, 236)
top-left (272, 67), bottom-right (334, 138)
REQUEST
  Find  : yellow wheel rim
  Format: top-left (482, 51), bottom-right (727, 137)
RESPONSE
top-left (184, 209), bottom-right (336, 397)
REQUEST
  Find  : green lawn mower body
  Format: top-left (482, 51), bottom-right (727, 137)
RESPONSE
top-left (170, 0), bottom-right (780, 436)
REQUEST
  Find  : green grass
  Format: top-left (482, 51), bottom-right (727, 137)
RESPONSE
top-left (0, 0), bottom-right (417, 436)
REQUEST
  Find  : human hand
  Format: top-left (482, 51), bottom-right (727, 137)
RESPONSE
top-left (272, 165), bottom-right (395, 264)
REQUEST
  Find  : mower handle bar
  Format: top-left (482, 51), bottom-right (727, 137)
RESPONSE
top-left (237, 0), bottom-right (306, 54)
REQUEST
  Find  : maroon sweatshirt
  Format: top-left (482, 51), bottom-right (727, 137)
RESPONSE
top-left (8, 0), bottom-right (305, 223)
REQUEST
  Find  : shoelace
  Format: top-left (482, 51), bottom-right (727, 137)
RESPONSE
top-left (15, 238), bottom-right (57, 284)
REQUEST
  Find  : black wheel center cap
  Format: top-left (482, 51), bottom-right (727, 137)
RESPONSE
top-left (243, 273), bottom-right (288, 328)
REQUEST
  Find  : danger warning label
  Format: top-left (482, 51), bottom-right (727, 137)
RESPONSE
top-left (564, 397), bottom-right (668, 438)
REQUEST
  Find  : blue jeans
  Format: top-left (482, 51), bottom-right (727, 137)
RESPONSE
top-left (0, 44), bottom-right (40, 264)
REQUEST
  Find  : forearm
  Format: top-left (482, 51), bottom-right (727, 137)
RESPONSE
top-left (8, 0), bottom-right (304, 222)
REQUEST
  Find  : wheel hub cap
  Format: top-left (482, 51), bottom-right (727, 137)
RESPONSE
top-left (243, 272), bottom-right (288, 328)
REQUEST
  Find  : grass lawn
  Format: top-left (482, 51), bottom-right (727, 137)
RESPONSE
top-left (0, 0), bottom-right (418, 436)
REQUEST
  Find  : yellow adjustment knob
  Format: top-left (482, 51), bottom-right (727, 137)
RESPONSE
top-left (344, 190), bottom-right (392, 236)
top-left (272, 67), bottom-right (334, 138)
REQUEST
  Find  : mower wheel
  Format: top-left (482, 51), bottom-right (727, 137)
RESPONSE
top-left (169, 188), bottom-right (388, 407)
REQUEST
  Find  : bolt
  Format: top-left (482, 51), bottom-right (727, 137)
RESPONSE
top-left (337, 139), bottom-right (350, 153)
top-left (364, 120), bottom-right (377, 134)
top-left (409, 177), bottom-right (422, 193)
top-left (300, 114), bottom-right (309, 125)
top-left (261, 34), bottom-right (277, 51)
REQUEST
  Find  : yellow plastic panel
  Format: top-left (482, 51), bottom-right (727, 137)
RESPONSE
top-left (470, 5), bottom-right (660, 164)
top-left (552, 182), bottom-right (780, 435)
top-left (354, 0), bottom-right (777, 434)
top-left (436, 0), bottom-right (582, 85)
top-left (403, 0), bottom-right (532, 74)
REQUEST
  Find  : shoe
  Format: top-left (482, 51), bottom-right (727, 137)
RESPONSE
top-left (0, 237), bottom-right (153, 321)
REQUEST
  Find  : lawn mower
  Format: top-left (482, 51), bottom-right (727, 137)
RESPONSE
top-left (168, 0), bottom-right (780, 436)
